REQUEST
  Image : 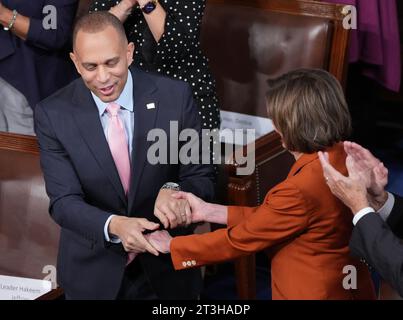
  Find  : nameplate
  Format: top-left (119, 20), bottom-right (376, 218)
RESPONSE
top-left (220, 110), bottom-right (274, 145)
top-left (0, 275), bottom-right (52, 300)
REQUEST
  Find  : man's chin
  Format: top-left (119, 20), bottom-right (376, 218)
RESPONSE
top-left (95, 92), bottom-right (119, 103)
top-left (100, 96), bottom-right (116, 103)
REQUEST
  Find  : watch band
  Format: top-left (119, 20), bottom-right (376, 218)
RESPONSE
top-left (140, 0), bottom-right (158, 15)
top-left (161, 182), bottom-right (181, 191)
top-left (3, 9), bottom-right (18, 31)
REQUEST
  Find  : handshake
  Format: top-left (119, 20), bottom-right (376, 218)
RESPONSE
top-left (108, 190), bottom-right (211, 258)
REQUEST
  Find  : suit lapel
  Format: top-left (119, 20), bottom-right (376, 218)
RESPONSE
top-left (71, 79), bottom-right (127, 206)
top-left (128, 68), bottom-right (159, 213)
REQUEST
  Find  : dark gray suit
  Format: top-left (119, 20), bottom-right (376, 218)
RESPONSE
top-left (35, 67), bottom-right (215, 299)
top-left (0, 77), bottom-right (34, 135)
top-left (350, 194), bottom-right (403, 297)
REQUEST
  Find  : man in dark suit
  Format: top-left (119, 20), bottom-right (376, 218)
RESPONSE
top-left (319, 141), bottom-right (403, 297)
top-left (34, 11), bottom-right (215, 299)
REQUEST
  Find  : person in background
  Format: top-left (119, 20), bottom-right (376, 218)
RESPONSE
top-left (319, 141), bottom-right (403, 297)
top-left (0, 0), bottom-right (78, 110)
top-left (89, 0), bottom-right (220, 132)
top-left (0, 77), bottom-right (34, 135)
top-left (146, 69), bottom-right (376, 300)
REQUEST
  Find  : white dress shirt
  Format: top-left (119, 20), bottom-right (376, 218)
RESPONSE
top-left (91, 72), bottom-right (134, 243)
top-left (353, 192), bottom-right (396, 225)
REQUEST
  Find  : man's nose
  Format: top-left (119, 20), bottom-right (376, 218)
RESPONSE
top-left (96, 66), bottom-right (110, 83)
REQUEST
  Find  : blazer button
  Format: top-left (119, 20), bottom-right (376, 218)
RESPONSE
top-left (182, 261), bottom-right (187, 267)
top-left (186, 261), bottom-right (192, 266)
top-left (191, 260), bottom-right (196, 266)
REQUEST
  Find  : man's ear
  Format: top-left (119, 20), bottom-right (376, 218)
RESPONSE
top-left (127, 42), bottom-right (135, 66)
top-left (70, 52), bottom-right (81, 75)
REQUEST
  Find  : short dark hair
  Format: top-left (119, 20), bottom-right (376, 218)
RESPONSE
top-left (266, 69), bottom-right (352, 153)
top-left (72, 11), bottom-right (127, 50)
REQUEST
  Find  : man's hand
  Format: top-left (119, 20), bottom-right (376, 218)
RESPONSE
top-left (154, 189), bottom-right (191, 229)
top-left (145, 230), bottom-right (172, 254)
top-left (171, 191), bottom-right (208, 223)
top-left (344, 141), bottom-right (388, 208)
top-left (318, 151), bottom-right (369, 214)
top-left (369, 162), bottom-right (389, 210)
top-left (108, 216), bottom-right (160, 256)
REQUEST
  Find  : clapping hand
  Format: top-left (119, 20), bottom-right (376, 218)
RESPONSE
top-left (319, 151), bottom-right (369, 214)
top-left (344, 141), bottom-right (388, 209)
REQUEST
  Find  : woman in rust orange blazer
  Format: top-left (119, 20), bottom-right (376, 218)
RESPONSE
top-left (147, 69), bottom-right (376, 300)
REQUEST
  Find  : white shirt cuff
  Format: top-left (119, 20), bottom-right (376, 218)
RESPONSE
top-left (353, 207), bottom-right (375, 225)
top-left (104, 214), bottom-right (122, 243)
top-left (377, 192), bottom-right (395, 221)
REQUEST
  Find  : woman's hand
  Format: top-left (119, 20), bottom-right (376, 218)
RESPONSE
top-left (145, 230), bottom-right (173, 254)
top-left (0, 1), bottom-right (10, 28)
top-left (171, 191), bottom-right (208, 224)
top-left (0, 1), bottom-right (30, 41)
top-left (109, 0), bottom-right (138, 22)
top-left (170, 192), bottom-right (229, 225)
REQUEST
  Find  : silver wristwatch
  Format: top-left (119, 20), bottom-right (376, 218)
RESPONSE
top-left (161, 182), bottom-right (181, 191)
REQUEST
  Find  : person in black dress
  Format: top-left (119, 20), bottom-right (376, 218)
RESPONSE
top-left (90, 0), bottom-right (220, 131)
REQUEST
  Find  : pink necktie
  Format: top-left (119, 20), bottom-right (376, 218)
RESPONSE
top-left (106, 103), bottom-right (136, 265)
top-left (106, 102), bottom-right (131, 194)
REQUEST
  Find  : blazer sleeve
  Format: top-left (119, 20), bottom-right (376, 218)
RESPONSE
top-left (350, 212), bottom-right (403, 297)
top-left (35, 102), bottom-right (111, 246)
top-left (170, 181), bottom-right (309, 270)
top-left (387, 194), bottom-right (403, 238)
top-left (26, 0), bottom-right (78, 50)
top-left (227, 205), bottom-right (259, 227)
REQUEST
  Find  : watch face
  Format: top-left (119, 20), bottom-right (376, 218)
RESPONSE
top-left (142, 1), bottom-right (157, 14)
top-left (162, 183), bottom-right (180, 191)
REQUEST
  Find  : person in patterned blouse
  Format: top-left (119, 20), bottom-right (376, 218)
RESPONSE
top-left (90, 0), bottom-right (220, 131)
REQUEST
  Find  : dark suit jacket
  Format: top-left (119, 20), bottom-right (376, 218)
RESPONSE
top-left (0, 0), bottom-right (78, 108)
top-left (34, 67), bottom-right (215, 299)
top-left (350, 194), bottom-right (403, 297)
